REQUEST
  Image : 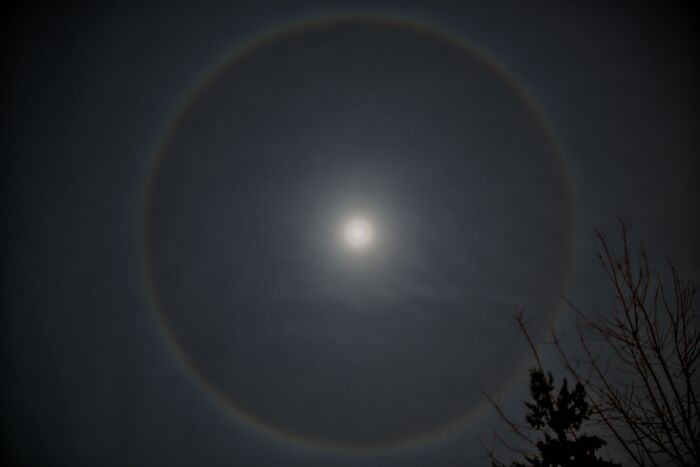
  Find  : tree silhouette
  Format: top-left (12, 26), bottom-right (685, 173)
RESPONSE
top-left (514, 368), bottom-right (620, 467)
top-left (484, 314), bottom-right (620, 467)
top-left (553, 223), bottom-right (700, 466)
top-left (485, 223), bottom-right (699, 466)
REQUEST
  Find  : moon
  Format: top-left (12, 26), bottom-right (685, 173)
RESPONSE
top-left (344, 218), bottom-right (373, 249)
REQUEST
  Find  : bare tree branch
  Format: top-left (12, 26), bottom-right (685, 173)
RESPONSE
top-left (555, 222), bottom-right (700, 467)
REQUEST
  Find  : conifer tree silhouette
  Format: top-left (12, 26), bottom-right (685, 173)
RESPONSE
top-left (510, 369), bottom-right (620, 467)
top-left (484, 311), bottom-right (621, 467)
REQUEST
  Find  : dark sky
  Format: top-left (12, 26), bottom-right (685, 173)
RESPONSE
top-left (2, 2), bottom-right (698, 466)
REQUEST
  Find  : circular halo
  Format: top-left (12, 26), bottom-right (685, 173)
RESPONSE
top-left (141, 14), bottom-right (577, 453)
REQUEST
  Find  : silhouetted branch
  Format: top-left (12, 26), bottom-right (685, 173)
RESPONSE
top-left (553, 222), bottom-right (700, 467)
top-left (485, 222), bottom-right (699, 466)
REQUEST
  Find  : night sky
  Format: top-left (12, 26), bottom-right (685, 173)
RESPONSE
top-left (2, 2), bottom-right (698, 466)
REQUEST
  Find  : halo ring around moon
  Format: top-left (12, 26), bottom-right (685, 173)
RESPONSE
top-left (141, 14), bottom-right (577, 453)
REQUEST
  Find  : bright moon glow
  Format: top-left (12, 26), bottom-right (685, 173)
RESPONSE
top-left (344, 218), bottom-right (373, 249)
